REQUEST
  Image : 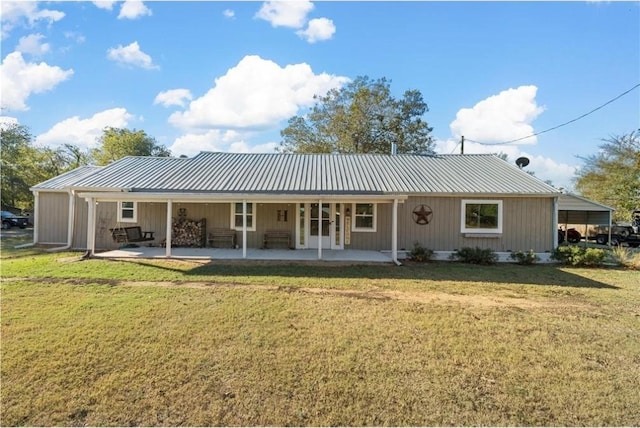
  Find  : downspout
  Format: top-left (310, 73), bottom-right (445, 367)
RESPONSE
top-left (391, 198), bottom-right (401, 266)
top-left (46, 189), bottom-right (75, 252)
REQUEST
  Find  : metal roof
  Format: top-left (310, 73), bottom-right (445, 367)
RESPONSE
top-left (31, 165), bottom-right (104, 191)
top-left (59, 152), bottom-right (559, 196)
top-left (558, 193), bottom-right (614, 212)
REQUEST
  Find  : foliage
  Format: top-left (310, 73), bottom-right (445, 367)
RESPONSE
top-left (408, 241), bottom-right (433, 262)
top-left (91, 127), bottom-right (171, 165)
top-left (1, 124), bottom-right (91, 210)
top-left (574, 130), bottom-right (640, 222)
top-left (450, 247), bottom-right (498, 265)
top-left (608, 246), bottom-right (640, 270)
top-left (551, 245), bottom-right (606, 267)
top-left (279, 76), bottom-right (435, 154)
top-left (509, 249), bottom-right (540, 265)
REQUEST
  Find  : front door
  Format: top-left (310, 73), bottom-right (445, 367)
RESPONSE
top-left (301, 203), bottom-right (344, 249)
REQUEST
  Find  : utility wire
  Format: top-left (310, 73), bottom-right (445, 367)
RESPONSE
top-left (464, 83), bottom-right (640, 146)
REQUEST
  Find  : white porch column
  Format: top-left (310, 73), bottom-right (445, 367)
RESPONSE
top-left (87, 197), bottom-right (96, 254)
top-left (67, 190), bottom-right (76, 248)
top-left (32, 191), bottom-right (39, 244)
top-left (242, 200), bottom-right (247, 259)
top-left (165, 199), bottom-right (172, 257)
top-left (552, 197), bottom-right (559, 248)
top-left (392, 198), bottom-right (398, 263)
top-left (318, 199), bottom-right (322, 260)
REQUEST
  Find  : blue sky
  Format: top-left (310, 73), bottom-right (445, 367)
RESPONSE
top-left (1, 1), bottom-right (639, 190)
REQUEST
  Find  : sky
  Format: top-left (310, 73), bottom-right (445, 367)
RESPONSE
top-left (1, 0), bottom-right (639, 191)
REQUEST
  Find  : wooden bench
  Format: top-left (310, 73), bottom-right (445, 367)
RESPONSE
top-left (263, 230), bottom-right (291, 249)
top-left (110, 226), bottom-right (155, 243)
top-left (208, 228), bottom-right (237, 248)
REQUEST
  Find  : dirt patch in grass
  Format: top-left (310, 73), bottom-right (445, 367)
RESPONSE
top-left (4, 277), bottom-right (588, 309)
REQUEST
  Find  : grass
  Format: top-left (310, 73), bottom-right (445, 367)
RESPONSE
top-left (1, 248), bottom-right (640, 426)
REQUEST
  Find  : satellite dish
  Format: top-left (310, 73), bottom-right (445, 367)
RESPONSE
top-left (515, 156), bottom-right (530, 168)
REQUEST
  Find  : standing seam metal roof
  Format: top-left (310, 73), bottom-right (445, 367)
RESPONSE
top-left (62, 152), bottom-right (559, 195)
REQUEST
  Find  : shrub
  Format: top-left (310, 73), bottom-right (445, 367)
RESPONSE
top-left (551, 245), bottom-right (606, 267)
top-left (450, 247), bottom-right (497, 265)
top-left (408, 241), bottom-right (433, 262)
top-left (510, 249), bottom-right (540, 265)
top-left (609, 246), bottom-right (640, 270)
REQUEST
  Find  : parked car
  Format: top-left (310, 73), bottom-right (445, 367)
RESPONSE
top-left (1, 211), bottom-right (29, 229)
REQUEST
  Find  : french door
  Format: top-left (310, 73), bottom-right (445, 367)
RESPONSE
top-left (299, 203), bottom-right (343, 249)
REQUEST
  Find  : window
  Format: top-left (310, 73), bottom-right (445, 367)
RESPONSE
top-left (231, 202), bottom-right (255, 231)
top-left (352, 203), bottom-right (376, 232)
top-left (461, 200), bottom-right (502, 234)
top-left (118, 201), bottom-right (137, 223)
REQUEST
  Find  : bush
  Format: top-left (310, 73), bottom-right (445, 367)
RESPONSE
top-left (450, 247), bottom-right (497, 265)
top-left (551, 245), bottom-right (606, 267)
top-left (608, 246), bottom-right (640, 270)
top-left (510, 249), bottom-right (540, 265)
top-left (408, 241), bottom-right (433, 262)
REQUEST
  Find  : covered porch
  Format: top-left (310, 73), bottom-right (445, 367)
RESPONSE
top-left (93, 246), bottom-right (396, 263)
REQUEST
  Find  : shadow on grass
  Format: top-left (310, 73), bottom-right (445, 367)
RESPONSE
top-left (117, 258), bottom-right (620, 290)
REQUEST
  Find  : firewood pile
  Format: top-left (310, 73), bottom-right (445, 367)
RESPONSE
top-left (171, 217), bottom-right (206, 247)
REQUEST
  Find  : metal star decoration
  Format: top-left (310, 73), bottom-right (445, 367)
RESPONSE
top-left (412, 204), bottom-right (433, 225)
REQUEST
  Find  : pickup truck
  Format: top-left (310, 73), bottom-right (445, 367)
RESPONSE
top-left (1, 211), bottom-right (29, 229)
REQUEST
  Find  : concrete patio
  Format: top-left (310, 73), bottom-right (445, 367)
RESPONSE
top-left (93, 246), bottom-right (396, 263)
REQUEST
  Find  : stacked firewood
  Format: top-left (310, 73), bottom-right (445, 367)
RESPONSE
top-left (171, 217), bottom-right (206, 247)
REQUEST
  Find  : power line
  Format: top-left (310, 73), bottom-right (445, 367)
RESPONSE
top-left (465, 83), bottom-right (640, 146)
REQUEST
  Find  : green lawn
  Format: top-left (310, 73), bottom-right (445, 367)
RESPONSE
top-left (1, 249), bottom-right (639, 426)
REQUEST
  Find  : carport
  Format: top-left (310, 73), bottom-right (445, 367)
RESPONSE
top-left (558, 193), bottom-right (614, 245)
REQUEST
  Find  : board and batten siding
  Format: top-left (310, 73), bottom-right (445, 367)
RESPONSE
top-left (396, 196), bottom-right (554, 253)
top-left (37, 192), bottom-right (69, 244)
top-left (347, 202), bottom-right (392, 251)
top-left (72, 193), bottom-right (89, 249)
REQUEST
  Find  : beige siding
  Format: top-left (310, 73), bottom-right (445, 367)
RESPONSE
top-left (347, 203), bottom-right (392, 250)
top-left (72, 194), bottom-right (88, 249)
top-left (38, 192), bottom-right (69, 244)
top-left (396, 196), bottom-right (553, 253)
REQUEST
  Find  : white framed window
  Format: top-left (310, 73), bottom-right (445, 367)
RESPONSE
top-left (231, 202), bottom-right (256, 231)
top-left (117, 201), bottom-right (137, 223)
top-left (352, 203), bottom-right (376, 232)
top-left (461, 200), bottom-right (503, 234)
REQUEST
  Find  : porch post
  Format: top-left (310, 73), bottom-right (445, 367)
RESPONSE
top-left (87, 197), bottom-right (96, 255)
top-left (67, 190), bottom-right (76, 248)
top-left (318, 199), bottom-right (322, 260)
top-left (165, 199), bottom-right (172, 257)
top-left (242, 200), bottom-right (247, 259)
top-left (32, 191), bottom-right (39, 244)
top-left (552, 197), bottom-right (559, 248)
top-left (392, 198), bottom-right (398, 263)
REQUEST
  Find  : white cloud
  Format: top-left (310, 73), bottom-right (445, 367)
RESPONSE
top-left (223, 9), bottom-right (235, 19)
top-left (35, 108), bottom-right (133, 149)
top-left (169, 129), bottom-right (278, 157)
top-left (296, 17), bottom-right (335, 43)
top-left (450, 85), bottom-right (544, 145)
top-left (118, 0), bottom-right (152, 20)
top-left (0, 116), bottom-right (19, 131)
top-left (106, 41), bottom-right (158, 70)
top-left (169, 55), bottom-right (349, 130)
top-left (1, 1), bottom-right (65, 39)
top-left (93, 1), bottom-right (117, 11)
top-left (16, 34), bottom-right (50, 56)
top-left (154, 89), bottom-right (193, 107)
top-left (0, 52), bottom-right (73, 111)
top-left (256, 0), bottom-right (314, 28)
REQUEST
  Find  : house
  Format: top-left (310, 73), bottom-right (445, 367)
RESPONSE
top-left (31, 152), bottom-right (562, 262)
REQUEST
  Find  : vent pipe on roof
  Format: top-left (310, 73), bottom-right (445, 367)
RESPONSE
top-left (391, 143), bottom-right (397, 155)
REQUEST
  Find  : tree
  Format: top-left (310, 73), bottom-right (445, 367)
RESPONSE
top-left (574, 130), bottom-right (640, 222)
top-left (91, 127), bottom-right (171, 165)
top-left (279, 76), bottom-right (435, 154)
top-left (1, 124), bottom-right (92, 210)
